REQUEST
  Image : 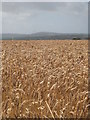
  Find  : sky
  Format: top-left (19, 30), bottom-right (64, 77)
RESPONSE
top-left (0, 1), bottom-right (88, 34)
top-left (1, 0), bottom-right (89, 2)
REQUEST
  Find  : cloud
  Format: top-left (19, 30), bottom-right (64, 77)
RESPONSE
top-left (2, 2), bottom-right (88, 15)
top-left (2, 2), bottom-right (88, 34)
top-left (2, 2), bottom-right (67, 14)
top-left (2, 0), bottom-right (89, 2)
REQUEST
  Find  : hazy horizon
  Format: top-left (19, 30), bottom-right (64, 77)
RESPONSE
top-left (1, 32), bottom-right (88, 35)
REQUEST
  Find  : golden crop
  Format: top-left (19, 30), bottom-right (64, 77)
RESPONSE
top-left (1, 40), bottom-right (89, 119)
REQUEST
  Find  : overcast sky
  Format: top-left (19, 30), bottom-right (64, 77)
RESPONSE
top-left (2, 2), bottom-right (88, 34)
top-left (1, 0), bottom-right (89, 2)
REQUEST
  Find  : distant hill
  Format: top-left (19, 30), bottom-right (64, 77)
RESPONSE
top-left (1, 32), bottom-right (88, 40)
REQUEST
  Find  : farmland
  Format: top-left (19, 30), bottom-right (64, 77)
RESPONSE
top-left (2, 40), bottom-right (88, 118)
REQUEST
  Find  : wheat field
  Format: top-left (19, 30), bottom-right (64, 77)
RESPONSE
top-left (1, 40), bottom-right (89, 119)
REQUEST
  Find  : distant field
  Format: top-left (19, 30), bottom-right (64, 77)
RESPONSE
top-left (2, 40), bottom-right (88, 118)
